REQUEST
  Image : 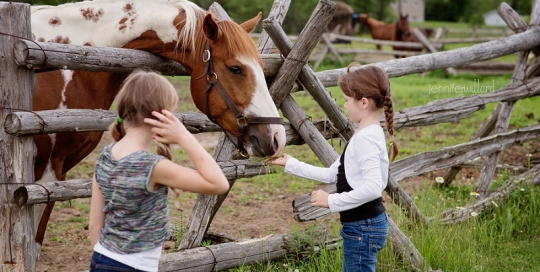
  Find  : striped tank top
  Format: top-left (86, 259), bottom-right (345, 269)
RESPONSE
top-left (94, 143), bottom-right (170, 254)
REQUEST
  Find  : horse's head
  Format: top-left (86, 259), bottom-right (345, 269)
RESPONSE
top-left (188, 12), bottom-right (286, 157)
top-left (358, 13), bottom-right (369, 24)
top-left (396, 13), bottom-right (411, 38)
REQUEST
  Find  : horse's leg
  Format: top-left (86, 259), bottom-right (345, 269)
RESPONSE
top-left (32, 134), bottom-right (62, 244)
top-left (35, 202), bottom-right (56, 245)
top-left (33, 166), bottom-right (64, 246)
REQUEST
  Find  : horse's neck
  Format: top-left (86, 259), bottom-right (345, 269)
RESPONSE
top-left (364, 18), bottom-right (385, 30)
top-left (394, 23), bottom-right (405, 39)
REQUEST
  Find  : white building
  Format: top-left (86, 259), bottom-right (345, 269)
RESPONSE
top-left (483, 10), bottom-right (507, 26)
top-left (483, 9), bottom-right (524, 26)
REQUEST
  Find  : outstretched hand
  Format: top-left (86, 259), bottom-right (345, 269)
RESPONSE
top-left (268, 153), bottom-right (293, 166)
top-left (144, 110), bottom-right (190, 145)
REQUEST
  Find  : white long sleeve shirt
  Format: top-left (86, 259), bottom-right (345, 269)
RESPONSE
top-left (284, 125), bottom-right (389, 213)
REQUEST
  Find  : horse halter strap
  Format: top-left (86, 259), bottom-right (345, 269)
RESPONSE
top-left (196, 40), bottom-right (284, 155)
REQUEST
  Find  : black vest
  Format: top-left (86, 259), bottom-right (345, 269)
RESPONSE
top-left (336, 142), bottom-right (385, 223)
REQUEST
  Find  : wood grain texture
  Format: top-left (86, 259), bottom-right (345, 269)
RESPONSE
top-left (0, 2), bottom-right (37, 271)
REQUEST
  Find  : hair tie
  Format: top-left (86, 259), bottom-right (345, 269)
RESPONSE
top-left (116, 117), bottom-right (124, 124)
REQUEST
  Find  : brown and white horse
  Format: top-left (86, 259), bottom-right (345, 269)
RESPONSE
top-left (30, 0), bottom-right (285, 248)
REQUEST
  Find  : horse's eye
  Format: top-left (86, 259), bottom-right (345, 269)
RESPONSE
top-left (228, 66), bottom-right (242, 75)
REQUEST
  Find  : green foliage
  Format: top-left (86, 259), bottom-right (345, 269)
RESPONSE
top-left (426, 0), bottom-right (533, 25)
top-left (426, 0), bottom-right (469, 22)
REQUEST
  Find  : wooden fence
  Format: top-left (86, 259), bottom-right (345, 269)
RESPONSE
top-left (315, 23), bottom-right (521, 74)
top-left (1, 1), bottom-right (540, 271)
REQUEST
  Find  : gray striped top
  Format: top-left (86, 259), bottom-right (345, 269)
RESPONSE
top-left (95, 143), bottom-right (170, 254)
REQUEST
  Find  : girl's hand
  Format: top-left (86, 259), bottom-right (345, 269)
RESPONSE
top-left (268, 153), bottom-right (292, 166)
top-left (311, 190), bottom-right (329, 208)
top-left (144, 110), bottom-right (190, 145)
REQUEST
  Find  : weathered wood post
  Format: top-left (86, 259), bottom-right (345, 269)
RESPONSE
top-left (0, 2), bottom-right (37, 271)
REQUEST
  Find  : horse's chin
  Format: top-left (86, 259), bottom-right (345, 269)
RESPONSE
top-left (224, 129), bottom-right (284, 158)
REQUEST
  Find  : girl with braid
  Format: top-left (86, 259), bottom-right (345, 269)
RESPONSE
top-left (270, 63), bottom-right (398, 272)
top-left (89, 70), bottom-right (229, 272)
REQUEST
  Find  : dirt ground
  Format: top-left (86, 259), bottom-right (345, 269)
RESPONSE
top-left (34, 127), bottom-right (538, 272)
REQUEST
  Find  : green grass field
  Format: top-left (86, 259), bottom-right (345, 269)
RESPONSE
top-left (223, 22), bottom-right (539, 271)
top-left (222, 79), bottom-right (539, 272)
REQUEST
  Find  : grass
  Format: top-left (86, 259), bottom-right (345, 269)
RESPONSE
top-left (226, 37), bottom-right (540, 270)
top-left (226, 180), bottom-right (540, 272)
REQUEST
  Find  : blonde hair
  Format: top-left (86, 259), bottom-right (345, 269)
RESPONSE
top-left (338, 63), bottom-right (399, 161)
top-left (109, 70), bottom-right (179, 159)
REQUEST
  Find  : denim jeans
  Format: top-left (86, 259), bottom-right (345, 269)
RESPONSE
top-left (90, 252), bottom-right (146, 272)
top-left (340, 212), bottom-right (388, 272)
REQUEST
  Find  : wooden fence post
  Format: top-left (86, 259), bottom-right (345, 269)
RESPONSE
top-left (0, 2), bottom-right (37, 271)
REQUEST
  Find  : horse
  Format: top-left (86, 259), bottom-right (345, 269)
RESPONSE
top-left (358, 13), bottom-right (404, 50)
top-left (392, 16), bottom-right (433, 58)
top-left (29, 0), bottom-right (286, 252)
top-left (358, 13), bottom-right (417, 58)
top-left (391, 13), bottom-right (413, 58)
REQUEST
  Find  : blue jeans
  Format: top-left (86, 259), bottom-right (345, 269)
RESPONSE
top-left (90, 252), bottom-right (146, 272)
top-left (340, 212), bottom-right (388, 272)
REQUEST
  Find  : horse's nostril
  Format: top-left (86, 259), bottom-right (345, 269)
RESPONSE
top-left (249, 135), bottom-right (265, 156)
top-left (272, 133), bottom-right (280, 153)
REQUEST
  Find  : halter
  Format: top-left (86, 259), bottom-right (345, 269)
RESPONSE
top-left (196, 40), bottom-right (284, 156)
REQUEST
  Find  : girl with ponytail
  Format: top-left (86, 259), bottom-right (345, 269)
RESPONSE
top-left (270, 63), bottom-right (397, 272)
top-left (89, 70), bottom-right (229, 271)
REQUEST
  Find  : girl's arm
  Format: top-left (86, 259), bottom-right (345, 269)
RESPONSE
top-left (89, 175), bottom-right (105, 248)
top-left (270, 153), bottom-right (339, 184)
top-left (327, 132), bottom-right (387, 212)
top-left (145, 110), bottom-right (229, 194)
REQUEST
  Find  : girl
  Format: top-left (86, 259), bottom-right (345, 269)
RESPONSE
top-left (270, 63), bottom-right (398, 272)
top-left (89, 70), bottom-right (229, 272)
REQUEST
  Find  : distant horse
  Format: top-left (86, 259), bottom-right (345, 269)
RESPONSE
top-left (30, 0), bottom-right (286, 250)
top-left (391, 13), bottom-right (413, 58)
top-left (358, 13), bottom-right (410, 50)
top-left (360, 13), bottom-right (431, 58)
top-left (393, 25), bottom-right (435, 58)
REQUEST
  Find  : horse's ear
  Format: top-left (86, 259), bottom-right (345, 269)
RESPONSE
top-left (203, 13), bottom-right (220, 41)
top-left (240, 12), bottom-right (262, 33)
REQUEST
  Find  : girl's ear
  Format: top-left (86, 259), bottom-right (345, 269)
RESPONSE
top-left (361, 97), bottom-right (370, 108)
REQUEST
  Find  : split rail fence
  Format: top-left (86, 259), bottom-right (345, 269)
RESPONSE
top-left (1, 0), bottom-right (540, 271)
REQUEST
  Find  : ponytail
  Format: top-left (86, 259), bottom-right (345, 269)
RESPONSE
top-left (382, 82), bottom-right (398, 161)
top-left (156, 143), bottom-right (172, 160)
top-left (109, 118), bottom-right (126, 142)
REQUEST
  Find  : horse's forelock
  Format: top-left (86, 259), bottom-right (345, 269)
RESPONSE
top-left (213, 20), bottom-right (260, 62)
